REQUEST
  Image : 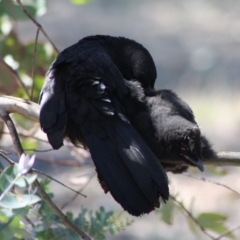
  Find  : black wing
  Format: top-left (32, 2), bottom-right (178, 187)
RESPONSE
top-left (39, 41), bottom-right (169, 216)
top-left (39, 67), bottom-right (68, 149)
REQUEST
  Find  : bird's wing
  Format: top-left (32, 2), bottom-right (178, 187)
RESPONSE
top-left (39, 42), bottom-right (169, 216)
top-left (39, 65), bottom-right (68, 149)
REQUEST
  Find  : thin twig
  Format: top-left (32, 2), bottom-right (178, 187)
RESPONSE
top-left (214, 225), bottom-right (240, 240)
top-left (0, 151), bottom-right (87, 198)
top-left (61, 173), bottom-right (96, 210)
top-left (1, 94), bottom-right (240, 167)
top-left (34, 179), bottom-right (91, 240)
top-left (0, 112), bottom-right (91, 240)
top-left (0, 110), bottom-right (24, 154)
top-left (183, 173), bottom-right (240, 196)
top-left (170, 195), bottom-right (215, 240)
top-left (36, 157), bottom-right (82, 166)
top-left (161, 152), bottom-right (240, 167)
top-left (0, 150), bottom-right (15, 162)
top-left (33, 169), bottom-right (87, 198)
top-left (30, 27), bottom-right (40, 100)
top-left (15, 0), bottom-right (59, 53)
top-left (1, 131), bottom-right (81, 152)
top-left (24, 148), bottom-right (53, 153)
top-left (0, 57), bottom-right (31, 99)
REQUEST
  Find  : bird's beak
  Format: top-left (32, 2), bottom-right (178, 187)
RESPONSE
top-left (182, 154), bottom-right (204, 172)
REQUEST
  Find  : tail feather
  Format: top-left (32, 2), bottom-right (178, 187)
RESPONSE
top-left (85, 134), bottom-right (154, 216)
top-left (82, 120), bottom-right (169, 216)
top-left (112, 120), bottom-right (169, 200)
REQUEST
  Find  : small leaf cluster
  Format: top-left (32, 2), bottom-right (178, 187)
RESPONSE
top-left (0, 157), bottom-right (40, 240)
top-left (157, 196), bottom-right (234, 239)
top-left (0, 159), bottom-right (133, 240)
top-left (68, 207), bottom-right (133, 240)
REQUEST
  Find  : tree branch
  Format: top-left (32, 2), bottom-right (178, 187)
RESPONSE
top-left (214, 225), bottom-right (240, 240)
top-left (15, 0), bottom-right (59, 53)
top-left (0, 94), bottom-right (239, 168)
top-left (170, 195), bottom-right (215, 239)
top-left (0, 110), bottom-right (24, 154)
top-left (0, 95), bottom-right (39, 121)
top-left (0, 103), bottom-right (91, 240)
top-left (183, 173), bottom-right (240, 196)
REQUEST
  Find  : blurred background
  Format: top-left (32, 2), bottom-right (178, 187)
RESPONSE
top-left (17, 0), bottom-right (240, 151)
top-left (1, 0), bottom-right (240, 239)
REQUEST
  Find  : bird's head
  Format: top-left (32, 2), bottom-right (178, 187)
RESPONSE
top-left (164, 120), bottom-right (204, 172)
top-left (179, 127), bottom-right (204, 172)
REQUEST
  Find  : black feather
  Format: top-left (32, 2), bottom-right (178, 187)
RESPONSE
top-left (39, 35), bottom-right (168, 216)
top-left (127, 83), bottom-right (216, 173)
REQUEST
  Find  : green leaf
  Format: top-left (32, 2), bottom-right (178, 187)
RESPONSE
top-left (13, 207), bottom-right (29, 219)
top-left (0, 215), bottom-right (13, 232)
top-left (38, 178), bottom-right (51, 193)
top-left (25, 174), bottom-right (37, 185)
top-left (197, 212), bottom-right (234, 238)
top-left (70, 0), bottom-right (91, 5)
top-left (1, 215), bottom-right (31, 239)
top-left (0, 193), bottom-right (41, 209)
top-left (156, 200), bottom-right (175, 225)
top-left (12, 176), bottom-right (28, 188)
top-left (13, 174), bottom-right (37, 188)
top-left (0, 219), bottom-right (14, 240)
top-left (197, 212), bottom-right (226, 228)
top-left (187, 217), bottom-right (199, 235)
top-left (0, 165), bottom-right (15, 191)
top-left (22, 137), bottom-right (38, 154)
top-left (14, 228), bottom-right (33, 239)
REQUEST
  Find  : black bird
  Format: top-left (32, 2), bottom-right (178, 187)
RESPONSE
top-left (127, 82), bottom-right (216, 173)
top-left (39, 35), bottom-right (169, 216)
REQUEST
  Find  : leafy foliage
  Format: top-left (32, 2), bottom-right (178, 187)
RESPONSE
top-left (0, 157), bottom-right (133, 239)
top-left (156, 198), bottom-right (175, 225)
top-left (197, 212), bottom-right (234, 238)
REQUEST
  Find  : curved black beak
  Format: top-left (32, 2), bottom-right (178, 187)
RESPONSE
top-left (182, 154), bottom-right (204, 172)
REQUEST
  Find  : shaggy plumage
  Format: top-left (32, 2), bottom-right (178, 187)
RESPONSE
top-left (39, 35), bottom-right (168, 216)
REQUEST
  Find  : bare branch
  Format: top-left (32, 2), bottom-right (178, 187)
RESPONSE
top-left (183, 173), bottom-right (240, 196)
top-left (0, 108), bottom-right (91, 240)
top-left (33, 180), bottom-right (92, 240)
top-left (170, 195), bottom-right (215, 239)
top-left (214, 225), bottom-right (240, 240)
top-left (161, 152), bottom-right (240, 167)
top-left (33, 169), bottom-right (87, 198)
top-left (0, 94), bottom-right (240, 168)
top-left (0, 151), bottom-right (87, 198)
top-left (0, 110), bottom-right (24, 154)
top-left (36, 156), bottom-right (82, 166)
top-left (206, 152), bottom-right (240, 166)
top-left (15, 0), bottom-right (59, 53)
top-left (61, 173), bottom-right (96, 210)
top-left (0, 95), bottom-right (38, 121)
